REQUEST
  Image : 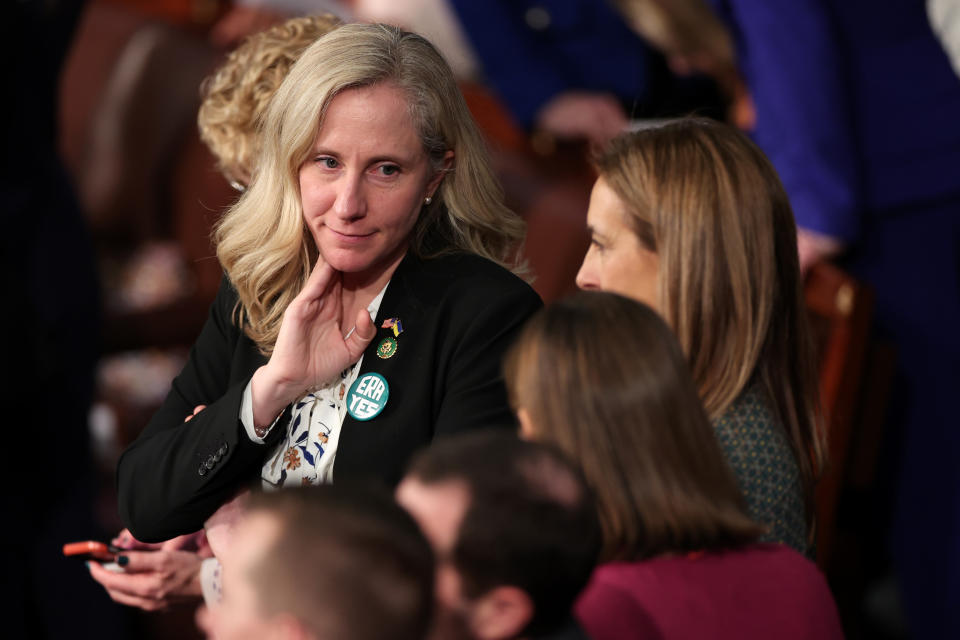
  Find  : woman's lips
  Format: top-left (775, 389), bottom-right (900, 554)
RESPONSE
top-left (326, 227), bottom-right (375, 244)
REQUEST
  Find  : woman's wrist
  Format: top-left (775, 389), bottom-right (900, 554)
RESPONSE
top-left (250, 365), bottom-right (299, 428)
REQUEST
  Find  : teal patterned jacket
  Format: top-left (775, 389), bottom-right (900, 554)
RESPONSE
top-left (713, 383), bottom-right (809, 555)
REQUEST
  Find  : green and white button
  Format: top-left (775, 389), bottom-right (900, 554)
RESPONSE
top-left (347, 372), bottom-right (390, 421)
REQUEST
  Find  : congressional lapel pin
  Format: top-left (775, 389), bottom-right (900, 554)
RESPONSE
top-left (376, 335), bottom-right (398, 359)
top-left (347, 372), bottom-right (390, 421)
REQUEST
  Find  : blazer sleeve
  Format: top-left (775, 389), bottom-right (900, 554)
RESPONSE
top-left (116, 278), bottom-right (285, 542)
top-left (433, 274), bottom-right (542, 436)
top-left (718, 0), bottom-right (861, 240)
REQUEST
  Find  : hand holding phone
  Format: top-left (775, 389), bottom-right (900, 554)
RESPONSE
top-left (86, 546), bottom-right (205, 610)
top-left (63, 540), bottom-right (123, 572)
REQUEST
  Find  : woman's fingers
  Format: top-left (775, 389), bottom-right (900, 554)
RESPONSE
top-left (346, 309), bottom-right (376, 360)
top-left (299, 256), bottom-right (337, 302)
top-left (111, 528), bottom-right (161, 551)
top-left (101, 586), bottom-right (167, 611)
top-left (111, 529), bottom-right (133, 548)
top-left (114, 550), bottom-right (167, 573)
top-left (88, 549), bottom-right (202, 604)
top-left (88, 558), bottom-right (158, 595)
top-left (160, 529), bottom-right (206, 552)
top-left (287, 259), bottom-right (342, 330)
top-left (184, 405), bottom-right (207, 423)
top-left (88, 562), bottom-right (169, 611)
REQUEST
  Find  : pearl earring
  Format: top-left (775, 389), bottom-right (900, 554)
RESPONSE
top-left (424, 196), bottom-right (433, 205)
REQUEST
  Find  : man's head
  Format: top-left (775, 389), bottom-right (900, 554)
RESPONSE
top-left (397, 431), bottom-right (601, 640)
top-left (198, 484), bottom-right (434, 640)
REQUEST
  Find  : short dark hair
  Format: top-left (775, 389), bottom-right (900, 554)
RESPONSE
top-left (406, 430), bottom-right (601, 637)
top-left (245, 484), bottom-right (434, 640)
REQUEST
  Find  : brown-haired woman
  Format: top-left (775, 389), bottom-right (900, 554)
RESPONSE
top-left (504, 292), bottom-right (841, 639)
top-left (575, 118), bottom-right (822, 554)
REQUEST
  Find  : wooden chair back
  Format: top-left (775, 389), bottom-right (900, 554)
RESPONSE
top-left (804, 262), bottom-right (875, 567)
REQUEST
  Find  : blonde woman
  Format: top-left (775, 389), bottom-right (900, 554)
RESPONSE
top-left (576, 118), bottom-right (823, 554)
top-left (90, 15), bottom-right (346, 611)
top-left (505, 292), bottom-right (842, 639)
top-left (115, 23), bottom-right (540, 544)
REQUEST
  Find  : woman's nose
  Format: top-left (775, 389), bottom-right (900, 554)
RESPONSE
top-left (575, 254), bottom-right (599, 290)
top-left (333, 174), bottom-right (366, 220)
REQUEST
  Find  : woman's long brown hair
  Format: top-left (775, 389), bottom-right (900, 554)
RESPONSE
top-left (594, 118), bottom-right (825, 537)
top-left (505, 292), bottom-right (764, 561)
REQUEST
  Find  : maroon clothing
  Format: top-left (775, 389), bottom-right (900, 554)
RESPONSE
top-left (575, 545), bottom-right (842, 640)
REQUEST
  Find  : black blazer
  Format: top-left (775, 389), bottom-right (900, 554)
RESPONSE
top-left (117, 252), bottom-right (542, 542)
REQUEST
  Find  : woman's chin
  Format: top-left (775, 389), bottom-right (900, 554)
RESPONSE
top-left (317, 247), bottom-right (375, 274)
top-left (319, 244), bottom-right (407, 282)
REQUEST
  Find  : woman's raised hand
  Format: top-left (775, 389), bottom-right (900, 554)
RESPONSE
top-left (250, 258), bottom-right (375, 426)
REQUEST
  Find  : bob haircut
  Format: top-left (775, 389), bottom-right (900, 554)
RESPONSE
top-left (593, 118), bottom-right (824, 522)
top-left (198, 14), bottom-right (343, 187)
top-left (504, 292), bottom-right (764, 561)
top-left (215, 23), bottom-right (526, 353)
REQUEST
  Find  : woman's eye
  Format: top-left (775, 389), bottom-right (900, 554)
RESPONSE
top-left (316, 156), bottom-right (338, 169)
top-left (377, 164), bottom-right (400, 177)
top-left (590, 238), bottom-right (605, 252)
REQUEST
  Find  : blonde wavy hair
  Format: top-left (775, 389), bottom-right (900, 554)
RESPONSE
top-left (215, 23), bottom-right (526, 354)
top-left (595, 118), bottom-right (824, 530)
top-left (197, 14), bottom-right (342, 186)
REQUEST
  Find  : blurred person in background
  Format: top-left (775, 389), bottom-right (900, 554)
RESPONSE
top-left (196, 485), bottom-right (434, 640)
top-left (444, 0), bottom-right (726, 148)
top-left (198, 13), bottom-right (343, 190)
top-left (505, 292), bottom-right (843, 640)
top-left (398, 431), bottom-right (601, 640)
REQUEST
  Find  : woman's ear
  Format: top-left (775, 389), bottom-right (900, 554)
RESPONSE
top-left (426, 150), bottom-right (455, 198)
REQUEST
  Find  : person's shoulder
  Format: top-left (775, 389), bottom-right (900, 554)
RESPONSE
top-left (583, 560), bottom-right (670, 597)
top-left (712, 383), bottom-right (796, 476)
top-left (212, 273), bottom-right (242, 315)
top-left (721, 545), bottom-right (840, 628)
top-left (576, 562), bottom-right (664, 639)
top-left (734, 544), bottom-right (825, 580)
top-left (677, 545), bottom-right (827, 596)
top-left (716, 381), bottom-right (778, 428)
top-left (408, 252), bottom-right (541, 301)
top-left (415, 252), bottom-right (529, 283)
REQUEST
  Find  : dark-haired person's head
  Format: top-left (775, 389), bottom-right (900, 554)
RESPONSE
top-left (197, 484), bottom-right (434, 640)
top-left (504, 291), bottom-right (764, 562)
top-left (397, 431), bottom-right (601, 640)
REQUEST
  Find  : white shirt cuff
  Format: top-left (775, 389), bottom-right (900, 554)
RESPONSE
top-left (200, 557), bottom-right (222, 606)
top-left (240, 379), bottom-right (284, 443)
